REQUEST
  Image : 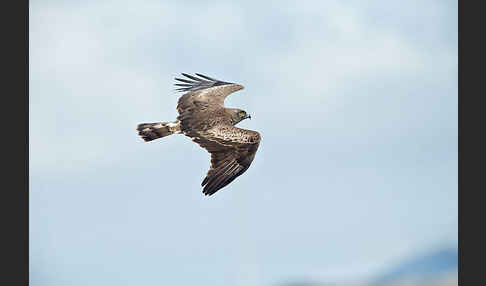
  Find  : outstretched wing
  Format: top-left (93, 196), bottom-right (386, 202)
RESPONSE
top-left (192, 125), bottom-right (261, 196)
top-left (175, 73), bottom-right (233, 93)
top-left (175, 73), bottom-right (244, 134)
top-left (173, 73), bottom-right (258, 195)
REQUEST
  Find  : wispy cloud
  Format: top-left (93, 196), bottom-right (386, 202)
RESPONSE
top-left (30, 1), bottom-right (457, 285)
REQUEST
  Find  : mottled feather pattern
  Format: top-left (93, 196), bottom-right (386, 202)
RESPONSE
top-left (192, 127), bottom-right (260, 196)
top-left (206, 125), bottom-right (261, 145)
top-left (137, 121), bottom-right (181, 142)
top-left (137, 73), bottom-right (260, 196)
top-left (172, 73), bottom-right (259, 195)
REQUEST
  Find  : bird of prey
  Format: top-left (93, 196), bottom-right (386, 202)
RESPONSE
top-left (137, 73), bottom-right (261, 196)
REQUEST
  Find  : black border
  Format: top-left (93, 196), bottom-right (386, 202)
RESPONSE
top-left (459, 1), bottom-right (481, 285)
top-left (3, 0), bottom-right (29, 285)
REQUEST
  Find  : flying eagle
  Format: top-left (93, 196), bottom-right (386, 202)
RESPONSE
top-left (136, 73), bottom-right (261, 196)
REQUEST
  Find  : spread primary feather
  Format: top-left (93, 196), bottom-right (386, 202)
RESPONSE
top-left (136, 73), bottom-right (261, 196)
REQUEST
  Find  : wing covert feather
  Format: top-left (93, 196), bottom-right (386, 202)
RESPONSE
top-left (171, 73), bottom-right (258, 195)
top-left (192, 125), bottom-right (261, 195)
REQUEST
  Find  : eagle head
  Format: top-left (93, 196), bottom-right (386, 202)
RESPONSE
top-left (229, 108), bottom-right (251, 125)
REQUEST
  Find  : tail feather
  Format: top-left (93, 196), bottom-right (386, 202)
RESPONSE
top-left (137, 120), bottom-right (181, 142)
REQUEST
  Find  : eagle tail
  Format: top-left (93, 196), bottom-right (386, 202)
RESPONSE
top-left (137, 120), bottom-right (181, 142)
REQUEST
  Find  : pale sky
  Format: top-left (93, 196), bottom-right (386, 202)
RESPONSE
top-left (29, 1), bottom-right (457, 285)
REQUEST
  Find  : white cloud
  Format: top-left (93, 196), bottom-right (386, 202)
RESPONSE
top-left (30, 1), bottom-right (457, 285)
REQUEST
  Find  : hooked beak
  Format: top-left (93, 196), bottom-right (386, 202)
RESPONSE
top-left (248, 114), bottom-right (251, 120)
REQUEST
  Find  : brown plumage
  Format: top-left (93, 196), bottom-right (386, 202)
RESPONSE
top-left (136, 73), bottom-right (261, 196)
top-left (137, 121), bottom-right (181, 141)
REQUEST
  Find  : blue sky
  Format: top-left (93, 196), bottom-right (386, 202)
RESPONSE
top-left (29, 0), bottom-right (457, 285)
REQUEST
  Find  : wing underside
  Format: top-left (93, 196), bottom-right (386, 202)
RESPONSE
top-left (172, 73), bottom-right (256, 196)
top-left (193, 126), bottom-right (260, 196)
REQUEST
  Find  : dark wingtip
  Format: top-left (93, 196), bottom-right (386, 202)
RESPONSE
top-left (181, 73), bottom-right (203, 81)
top-left (195, 73), bottom-right (216, 81)
top-left (202, 177), bottom-right (208, 186)
top-left (202, 183), bottom-right (222, 196)
top-left (175, 78), bottom-right (196, 84)
top-left (202, 189), bottom-right (215, 196)
top-left (174, 73), bottom-right (234, 93)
